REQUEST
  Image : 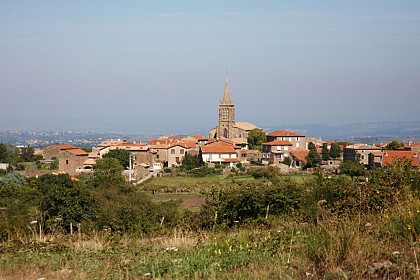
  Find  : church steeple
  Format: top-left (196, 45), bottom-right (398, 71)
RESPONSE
top-left (220, 75), bottom-right (234, 105)
top-left (217, 74), bottom-right (235, 139)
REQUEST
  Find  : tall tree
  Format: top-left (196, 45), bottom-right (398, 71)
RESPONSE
top-left (329, 142), bottom-right (341, 159)
top-left (321, 143), bottom-right (330, 161)
top-left (247, 129), bottom-right (267, 151)
top-left (306, 142), bottom-right (321, 168)
top-left (20, 146), bottom-right (35, 162)
top-left (0, 143), bottom-right (7, 162)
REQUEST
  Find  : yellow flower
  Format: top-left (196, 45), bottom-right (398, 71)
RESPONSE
top-left (407, 224), bottom-right (412, 230)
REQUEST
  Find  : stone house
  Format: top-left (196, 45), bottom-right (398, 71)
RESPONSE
top-left (148, 144), bottom-right (170, 167)
top-left (43, 144), bottom-right (78, 161)
top-left (167, 143), bottom-right (190, 167)
top-left (239, 150), bottom-right (262, 164)
top-left (266, 129), bottom-right (307, 150)
top-left (262, 140), bottom-right (293, 165)
top-left (290, 151), bottom-right (309, 168)
top-left (343, 144), bottom-right (383, 165)
top-left (58, 148), bottom-right (89, 176)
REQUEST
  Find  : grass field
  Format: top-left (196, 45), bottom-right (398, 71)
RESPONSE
top-left (141, 173), bottom-right (313, 210)
top-left (1, 199), bottom-right (418, 279)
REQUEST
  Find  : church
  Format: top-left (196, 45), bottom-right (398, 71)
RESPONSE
top-left (209, 77), bottom-right (260, 140)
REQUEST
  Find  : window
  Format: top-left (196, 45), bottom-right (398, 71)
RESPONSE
top-left (66, 160), bottom-right (69, 164)
top-left (171, 149), bottom-right (175, 154)
top-left (175, 157), bottom-right (180, 162)
top-left (180, 149), bottom-right (185, 154)
top-left (284, 146), bottom-right (288, 151)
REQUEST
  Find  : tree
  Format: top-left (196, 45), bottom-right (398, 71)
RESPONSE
top-left (339, 161), bottom-right (366, 177)
top-left (282, 156), bottom-right (292, 166)
top-left (91, 158), bottom-right (125, 188)
top-left (321, 143), bottom-right (330, 161)
top-left (181, 153), bottom-right (203, 171)
top-left (329, 142), bottom-right (341, 159)
top-left (384, 140), bottom-right (404, 150)
top-left (0, 172), bottom-right (27, 186)
top-left (103, 149), bottom-right (131, 169)
top-left (247, 129), bottom-right (267, 151)
top-left (0, 143), bottom-right (7, 162)
top-left (34, 174), bottom-right (96, 232)
top-left (20, 146), bottom-right (35, 162)
top-left (306, 142), bottom-right (321, 168)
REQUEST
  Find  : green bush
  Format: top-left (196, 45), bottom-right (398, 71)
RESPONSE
top-left (34, 174), bottom-right (96, 233)
top-left (247, 167), bottom-right (278, 180)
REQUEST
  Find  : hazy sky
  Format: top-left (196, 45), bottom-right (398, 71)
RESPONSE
top-left (1, 1), bottom-right (420, 133)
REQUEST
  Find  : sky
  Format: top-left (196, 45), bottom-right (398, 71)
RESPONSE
top-left (1, 1), bottom-right (420, 134)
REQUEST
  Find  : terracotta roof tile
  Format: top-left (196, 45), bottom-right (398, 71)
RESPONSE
top-left (382, 150), bottom-right (419, 167)
top-left (189, 135), bottom-right (208, 141)
top-left (263, 140), bottom-right (293, 146)
top-left (267, 129), bottom-right (305, 137)
top-left (290, 151), bottom-right (309, 164)
top-left (53, 144), bottom-right (78, 150)
top-left (201, 146), bottom-right (237, 154)
top-left (67, 148), bottom-right (89, 156)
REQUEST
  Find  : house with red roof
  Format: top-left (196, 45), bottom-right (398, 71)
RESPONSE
top-left (58, 148), bottom-right (89, 176)
top-left (290, 151), bottom-right (309, 168)
top-left (266, 129), bottom-right (308, 150)
top-left (167, 142), bottom-right (197, 167)
top-left (262, 140), bottom-right (293, 165)
top-left (42, 144), bottom-right (78, 162)
top-left (344, 144), bottom-right (383, 165)
top-left (369, 150), bottom-right (419, 169)
top-left (200, 145), bottom-right (239, 167)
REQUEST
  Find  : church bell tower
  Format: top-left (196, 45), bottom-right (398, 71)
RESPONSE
top-left (217, 76), bottom-right (235, 139)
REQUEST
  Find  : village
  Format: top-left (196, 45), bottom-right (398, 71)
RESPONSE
top-left (27, 77), bottom-right (420, 181)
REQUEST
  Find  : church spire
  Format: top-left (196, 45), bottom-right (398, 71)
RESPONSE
top-left (220, 74), bottom-right (234, 105)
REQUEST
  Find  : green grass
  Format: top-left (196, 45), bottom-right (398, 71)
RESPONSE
top-left (1, 202), bottom-right (418, 279)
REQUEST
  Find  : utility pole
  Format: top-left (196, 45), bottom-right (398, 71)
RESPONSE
top-left (128, 153), bottom-right (132, 182)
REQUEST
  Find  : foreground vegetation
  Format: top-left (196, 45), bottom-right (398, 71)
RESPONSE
top-left (0, 158), bottom-right (419, 279)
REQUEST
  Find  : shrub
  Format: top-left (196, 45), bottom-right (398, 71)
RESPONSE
top-left (247, 167), bottom-right (278, 180)
top-left (339, 161), bottom-right (366, 177)
top-left (34, 174), bottom-right (96, 233)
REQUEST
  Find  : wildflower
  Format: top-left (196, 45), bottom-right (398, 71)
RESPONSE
top-left (172, 259), bottom-right (182, 267)
top-left (30, 220), bottom-right (38, 224)
top-left (407, 224), bottom-right (412, 230)
top-left (165, 246), bottom-right (178, 252)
